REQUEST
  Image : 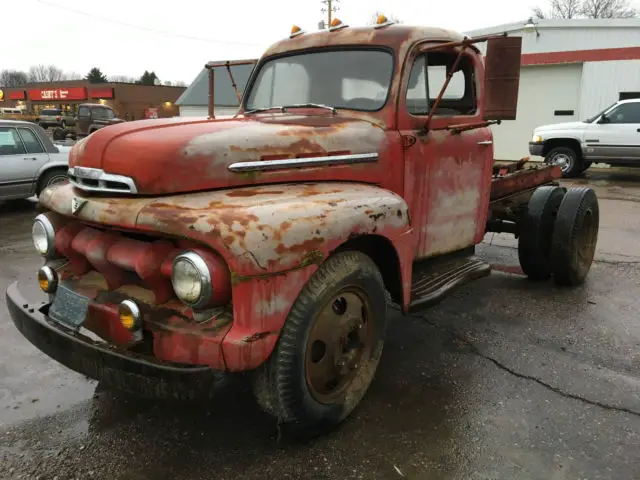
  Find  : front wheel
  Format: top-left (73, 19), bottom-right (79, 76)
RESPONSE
top-left (546, 146), bottom-right (581, 178)
top-left (253, 251), bottom-right (387, 437)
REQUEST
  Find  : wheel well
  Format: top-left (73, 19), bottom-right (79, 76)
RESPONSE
top-left (37, 167), bottom-right (68, 194)
top-left (543, 138), bottom-right (583, 159)
top-left (335, 234), bottom-right (403, 304)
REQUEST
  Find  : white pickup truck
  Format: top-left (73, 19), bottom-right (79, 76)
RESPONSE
top-left (529, 98), bottom-right (640, 177)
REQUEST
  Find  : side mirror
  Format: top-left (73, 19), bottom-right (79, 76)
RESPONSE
top-left (483, 36), bottom-right (522, 121)
top-left (598, 114), bottom-right (609, 124)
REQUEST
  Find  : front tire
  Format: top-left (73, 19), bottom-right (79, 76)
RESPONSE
top-left (546, 146), bottom-right (581, 178)
top-left (253, 251), bottom-right (387, 437)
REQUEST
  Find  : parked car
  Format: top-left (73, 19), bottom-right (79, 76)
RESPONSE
top-left (0, 108), bottom-right (39, 123)
top-left (74, 103), bottom-right (124, 138)
top-left (0, 120), bottom-right (70, 201)
top-left (529, 98), bottom-right (640, 177)
top-left (37, 108), bottom-right (75, 129)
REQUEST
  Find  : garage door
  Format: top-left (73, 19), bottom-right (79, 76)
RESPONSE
top-left (491, 63), bottom-right (583, 161)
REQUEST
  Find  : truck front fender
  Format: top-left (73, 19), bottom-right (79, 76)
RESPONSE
top-left (136, 182), bottom-right (414, 370)
top-left (39, 182), bottom-right (414, 371)
top-left (136, 182), bottom-right (412, 276)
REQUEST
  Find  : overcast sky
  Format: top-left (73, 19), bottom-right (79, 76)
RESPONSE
top-left (6, 0), bottom-right (544, 84)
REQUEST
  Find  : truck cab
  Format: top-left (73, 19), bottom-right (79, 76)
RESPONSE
top-left (7, 17), bottom-right (599, 436)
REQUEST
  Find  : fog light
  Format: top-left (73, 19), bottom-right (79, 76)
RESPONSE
top-left (118, 300), bottom-right (141, 331)
top-left (37, 266), bottom-right (58, 293)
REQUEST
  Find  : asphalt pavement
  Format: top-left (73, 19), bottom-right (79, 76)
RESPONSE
top-left (0, 168), bottom-right (639, 480)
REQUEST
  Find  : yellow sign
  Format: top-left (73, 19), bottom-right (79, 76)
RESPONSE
top-left (0, 90), bottom-right (4, 101)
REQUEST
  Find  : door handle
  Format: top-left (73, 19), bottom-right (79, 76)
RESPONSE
top-left (23, 157), bottom-right (37, 161)
top-left (477, 140), bottom-right (493, 146)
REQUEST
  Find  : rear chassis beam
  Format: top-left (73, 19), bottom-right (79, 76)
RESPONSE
top-left (487, 161), bottom-right (562, 236)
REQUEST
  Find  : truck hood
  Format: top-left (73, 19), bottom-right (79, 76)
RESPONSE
top-left (534, 121), bottom-right (587, 133)
top-left (69, 114), bottom-right (387, 195)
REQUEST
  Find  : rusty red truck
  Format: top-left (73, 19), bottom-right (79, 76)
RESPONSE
top-left (6, 17), bottom-right (599, 435)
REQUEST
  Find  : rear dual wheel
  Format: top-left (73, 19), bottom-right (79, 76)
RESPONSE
top-left (518, 186), bottom-right (599, 286)
top-left (252, 251), bottom-right (387, 437)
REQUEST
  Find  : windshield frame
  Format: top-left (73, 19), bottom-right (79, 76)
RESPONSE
top-left (584, 101), bottom-right (619, 123)
top-left (241, 46), bottom-right (396, 114)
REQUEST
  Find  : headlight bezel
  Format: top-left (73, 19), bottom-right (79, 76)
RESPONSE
top-left (32, 214), bottom-right (57, 258)
top-left (171, 251), bottom-right (213, 309)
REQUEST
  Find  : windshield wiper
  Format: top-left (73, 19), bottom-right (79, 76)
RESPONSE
top-left (243, 106), bottom-right (286, 115)
top-left (244, 103), bottom-right (336, 115)
top-left (282, 103), bottom-right (336, 114)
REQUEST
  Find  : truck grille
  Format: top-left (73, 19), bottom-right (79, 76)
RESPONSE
top-left (67, 167), bottom-right (138, 194)
top-left (55, 221), bottom-right (179, 305)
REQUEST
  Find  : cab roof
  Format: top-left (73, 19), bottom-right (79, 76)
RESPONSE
top-left (263, 24), bottom-right (467, 58)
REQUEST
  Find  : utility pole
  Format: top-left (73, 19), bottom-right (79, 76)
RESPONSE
top-left (320, 0), bottom-right (339, 27)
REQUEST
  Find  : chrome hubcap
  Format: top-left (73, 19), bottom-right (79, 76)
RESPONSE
top-left (551, 154), bottom-right (571, 173)
top-left (47, 176), bottom-right (68, 187)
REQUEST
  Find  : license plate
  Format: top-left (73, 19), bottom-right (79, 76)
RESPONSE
top-left (49, 284), bottom-right (90, 330)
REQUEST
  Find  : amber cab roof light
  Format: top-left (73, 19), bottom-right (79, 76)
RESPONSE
top-left (290, 25), bottom-right (304, 38)
top-left (374, 14), bottom-right (395, 29)
top-left (329, 17), bottom-right (349, 31)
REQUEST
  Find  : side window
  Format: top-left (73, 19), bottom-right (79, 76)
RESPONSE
top-left (607, 103), bottom-right (640, 124)
top-left (18, 128), bottom-right (45, 154)
top-left (406, 55), bottom-right (429, 115)
top-left (78, 106), bottom-right (90, 117)
top-left (406, 50), bottom-right (477, 117)
top-left (428, 65), bottom-right (466, 101)
top-left (0, 127), bottom-right (26, 155)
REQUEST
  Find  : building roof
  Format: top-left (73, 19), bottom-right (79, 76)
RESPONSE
top-left (176, 63), bottom-right (254, 107)
top-left (466, 18), bottom-right (640, 37)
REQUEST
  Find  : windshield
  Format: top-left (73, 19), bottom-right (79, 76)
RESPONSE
top-left (244, 49), bottom-right (394, 112)
top-left (584, 102), bottom-right (617, 123)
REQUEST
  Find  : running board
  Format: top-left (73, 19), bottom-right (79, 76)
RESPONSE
top-left (409, 255), bottom-right (492, 312)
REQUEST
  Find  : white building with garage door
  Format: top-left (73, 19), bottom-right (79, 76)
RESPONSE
top-left (466, 18), bottom-right (640, 161)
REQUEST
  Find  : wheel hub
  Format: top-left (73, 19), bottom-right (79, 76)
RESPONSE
top-left (305, 290), bottom-right (372, 403)
top-left (551, 153), bottom-right (571, 172)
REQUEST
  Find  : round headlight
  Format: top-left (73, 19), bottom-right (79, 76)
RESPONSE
top-left (32, 214), bottom-right (56, 257)
top-left (171, 252), bottom-right (212, 309)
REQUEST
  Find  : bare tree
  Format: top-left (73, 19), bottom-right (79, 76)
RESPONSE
top-left (0, 69), bottom-right (28, 87)
top-left (64, 71), bottom-right (84, 80)
top-left (532, 0), bottom-right (583, 18)
top-left (108, 75), bottom-right (137, 83)
top-left (174, 80), bottom-right (188, 87)
top-left (163, 80), bottom-right (173, 86)
top-left (28, 64), bottom-right (65, 82)
top-left (581, 0), bottom-right (638, 17)
top-left (532, 0), bottom-right (638, 18)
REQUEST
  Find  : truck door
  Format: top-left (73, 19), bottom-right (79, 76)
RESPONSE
top-left (589, 101), bottom-right (640, 164)
top-left (398, 45), bottom-right (494, 260)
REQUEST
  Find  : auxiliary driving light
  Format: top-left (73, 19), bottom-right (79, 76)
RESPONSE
top-left (37, 266), bottom-right (58, 294)
top-left (118, 300), bottom-right (142, 331)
